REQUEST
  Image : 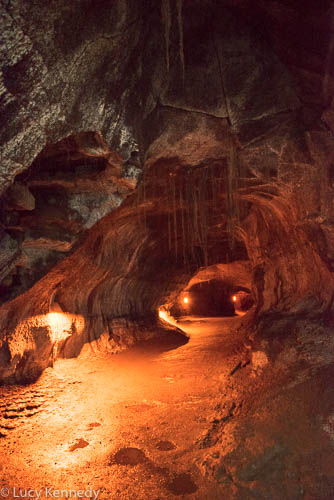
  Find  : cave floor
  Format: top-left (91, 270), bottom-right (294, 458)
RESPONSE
top-left (0, 316), bottom-right (246, 500)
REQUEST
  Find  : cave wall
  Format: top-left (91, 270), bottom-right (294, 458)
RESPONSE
top-left (1, 0), bottom-right (155, 191)
top-left (0, 198), bottom-right (191, 382)
top-left (0, 131), bottom-right (140, 306)
top-left (1, 0), bottom-right (334, 382)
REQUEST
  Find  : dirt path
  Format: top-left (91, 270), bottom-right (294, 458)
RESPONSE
top-left (0, 316), bottom-right (245, 500)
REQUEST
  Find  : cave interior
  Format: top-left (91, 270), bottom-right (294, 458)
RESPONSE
top-left (1, 0), bottom-right (334, 498)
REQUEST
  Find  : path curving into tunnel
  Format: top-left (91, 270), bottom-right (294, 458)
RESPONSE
top-left (0, 315), bottom-right (246, 499)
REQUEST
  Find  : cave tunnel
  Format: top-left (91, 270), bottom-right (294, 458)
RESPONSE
top-left (168, 261), bottom-right (255, 318)
top-left (176, 279), bottom-right (239, 318)
top-left (178, 281), bottom-right (254, 317)
top-left (1, 0), bottom-right (334, 498)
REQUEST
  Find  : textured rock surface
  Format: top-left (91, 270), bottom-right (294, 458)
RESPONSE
top-left (0, 198), bottom-right (190, 382)
top-left (0, 232), bottom-right (19, 281)
top-left (4, 182), bottom-right (35, 211)
top-left (0, 0), bottom-right (149, 189)
top-left (199, 319), bottom-right (334, 499)
top-left (0, 131), bottom-right (140, 305)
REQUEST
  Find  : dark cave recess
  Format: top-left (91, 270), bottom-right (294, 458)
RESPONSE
top-left (0, 131), bottom-right (141, 307)
top-left (170, 279), bottom-right (254, 318)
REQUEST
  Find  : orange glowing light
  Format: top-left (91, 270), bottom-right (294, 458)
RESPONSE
top-left (232, 295), bottom-right (237, 302)
top-left (158, 308), bottom-right (178, 327)
top-left (14, 312), bottom-right (85, 347)
top-left (183, 296), bottom-right (189, 304)
top-left (159, 309), bottom-right (169, 321)
top-left (47, 312), bottom-right (74, 342)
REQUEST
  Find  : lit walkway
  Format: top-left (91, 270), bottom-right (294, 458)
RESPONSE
top-left (0, 316), bottom-right (245, 499)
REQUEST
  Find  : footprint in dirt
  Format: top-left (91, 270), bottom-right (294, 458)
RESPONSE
top-left (110, 445), bottom-right (197, 497)
top-left (69, 438), bottom-right (89, 452)
top-left (156, 440), bottom-right (176, 451)
top-left (87, 422), bottom-right (101, 430)
top-left (110, 447), bottom-right (170, 479)
top-left (166, 473), bottom-right (198, 496)
top-left (112, 447), bottom-right (147, 466)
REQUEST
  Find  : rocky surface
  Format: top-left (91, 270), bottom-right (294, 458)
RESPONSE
top-left (199, 318), bottom-right (334, 499)
top-left (0, 131), bottom-right (140, 305)
top-left (1, 316), bottom-right (333, 499)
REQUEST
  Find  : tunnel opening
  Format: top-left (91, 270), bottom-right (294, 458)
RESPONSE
top-left (158, 259), bottom-right (254, 323)
top-left (169, 279), bottom-right (254, 318)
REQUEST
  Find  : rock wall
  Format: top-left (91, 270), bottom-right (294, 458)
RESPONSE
top-left (0, 0), bottom-right (154, 190)
top-left (0, 131), bottom-right (140, 305)
top-left (0, 198), bottom-right (190, 382)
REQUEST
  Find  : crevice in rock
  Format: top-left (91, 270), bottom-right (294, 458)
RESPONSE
top-left (158, 101), bottom-right (228, 120)
top-left (212, 31), bottom-right (231, 126)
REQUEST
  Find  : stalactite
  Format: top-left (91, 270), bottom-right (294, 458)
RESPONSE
top-left (226, 158), bottom-right (233, 248)
top-left (160, 153), bottom-right (243, 269)
top-left (161, 0), bottom-right (171, 72)
top-left (323, 4), bottom-right (334, 102)
top-left (180, 180), bottom-right (186, 265)
top-left (226, 135), bottom-right (240, 250)
top-left (172, 175), bottom-right (178, 260)
top-left (168, 176), bottom-right (172, 251)
top-left (211, 165), bottom-right (216, 210)
top-left (186, 176), bottom-right (194, 263)
top-left (142, 169), bottom-right (147, 231)
top-left (192, 180), bottom-right (198, 243)
top-left (161, 0), bottom-right (184, 77)
top-left (199, 169), bottom-right (208, 266)
top-left (168, 208), bottom-right (172, 251)
top-left (176, 0), bottom-right (185, 80)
